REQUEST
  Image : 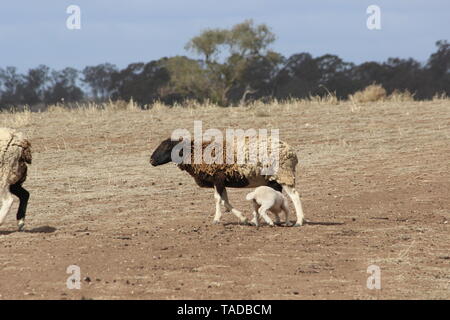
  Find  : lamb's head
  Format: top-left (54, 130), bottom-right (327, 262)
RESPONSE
top-left (150, 138), bottom-right (182, 166)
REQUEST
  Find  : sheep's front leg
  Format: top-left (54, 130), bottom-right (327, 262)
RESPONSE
top-left (212, 186), bottom-right (223, 224)
top-left (221, 188), bottom-right (248, 224)
top-left (0, 189), bottom-right (14, 226)
top-left (283, 185), bottom-right (305, 226)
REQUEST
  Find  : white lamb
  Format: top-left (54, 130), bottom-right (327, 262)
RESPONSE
top-left (246, 186), bottom-right (291, 227)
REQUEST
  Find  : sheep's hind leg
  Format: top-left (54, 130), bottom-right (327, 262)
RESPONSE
top-left (0, 188), bottom-right (14, 227)
top-left (10, 183), bottom-right (29, 231)
top-left (283, 185), bottom-right (305, 227)
top-left (212, 186), bottom-right (223, 224)
top-left (221, 188), bottom-right (248, 225)
top-left (281, 202), bottom-right (291, 226)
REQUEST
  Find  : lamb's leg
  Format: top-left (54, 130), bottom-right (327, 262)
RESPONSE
top-left (250, 201), bottom-right (260, 227)
top-left (273, 212), bottom-right (281, 225)
top-left (221, 188), bottom-right (248, 224)
top-left (283, 185), bottom-right (305, 226)
top-left (10, 183), bottom-right (29, 231)
top-left (258, 206), bottom-right (274, 227)
top-left (212, 185), bottom-right (223, 224)
top-left (0, 188), bottom-right (14, 226)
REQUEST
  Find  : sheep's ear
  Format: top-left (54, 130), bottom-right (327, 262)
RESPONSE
top-left (169, 136), bottom-right (185, 141)
top-left (169, 137), bottom-right (187, 148)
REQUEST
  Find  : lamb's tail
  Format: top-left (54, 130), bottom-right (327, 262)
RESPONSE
top-left (245, 191), bottom-right (256, 201)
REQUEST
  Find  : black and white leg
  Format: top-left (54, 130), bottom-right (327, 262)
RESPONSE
top-left (10, 183), bottom-right (29, 231)
top-left (213, 185), bottom-right (223, 224)
top-left (221, 188), bottom-right (248, 224)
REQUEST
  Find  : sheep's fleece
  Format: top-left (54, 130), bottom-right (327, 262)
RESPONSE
top-left (0, 128), bottom-right (32, 185)
top-left (178, 135), bottom-right (298, 187)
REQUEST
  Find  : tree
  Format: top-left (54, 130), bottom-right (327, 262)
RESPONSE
top-left (109, 60), bottom-right (170, 105)
top-left (44, 67), bottom-right (84, 104)
top-left (382, 58), bottom-right (423, 96)
top-left (186, 19), bottom-right (278, 105)
top-left (22, 65), bottom-right (50, 106)
top-left (0, 67), bottom-right (26, 108)
top-left (274, 53), bottom-right (321, 99)
top-left (160, 56), bottom-right (210, 103)
top-left (82, 63), bottom-right (117, 101)
top-left (425, 40), bottom-right (450, 97)
top-left (427, 40), bottom-right (450, 78)
top-left (315, 54), bottom-right (355, 98)
top-left (233, 51), bottom-right (283, 103)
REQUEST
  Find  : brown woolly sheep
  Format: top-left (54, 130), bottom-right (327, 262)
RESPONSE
top-left (150, 136), bottom-right (305, 226)
top-left (0, 128), bottom-right (32, 231)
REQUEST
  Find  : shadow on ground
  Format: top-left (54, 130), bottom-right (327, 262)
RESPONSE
top-left (0, 226), bottom-right (56, 235)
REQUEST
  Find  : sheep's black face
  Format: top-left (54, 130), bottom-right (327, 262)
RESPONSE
top-left (150, 138), bottom-right (179, 166)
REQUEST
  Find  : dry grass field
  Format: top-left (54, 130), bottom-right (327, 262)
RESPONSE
top-left (0, 98), bottom-right (449, 300)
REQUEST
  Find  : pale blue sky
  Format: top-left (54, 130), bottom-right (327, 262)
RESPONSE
top-left (0, 0), bottom-right (448, 71)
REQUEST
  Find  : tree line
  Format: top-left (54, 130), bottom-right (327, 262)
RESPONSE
top-left (1, 20), bottom-right (448, 109)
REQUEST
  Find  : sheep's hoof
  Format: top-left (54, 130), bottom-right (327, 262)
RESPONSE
top-left (293, 222), bottom-right (303, 227)
top-left (284, 221), bottom-right (293, 227)
top-left (17, 220), bottom-right (25, 231)
top-left (249, 221), bottom-right (259, 227)
top-left (239, 219), bottom-right (250, 226)
top-left (212, 220), bottom-right (221, 225)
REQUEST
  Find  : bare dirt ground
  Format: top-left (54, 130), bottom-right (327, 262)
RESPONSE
top-left (0, 99), bottom-right (449, 300)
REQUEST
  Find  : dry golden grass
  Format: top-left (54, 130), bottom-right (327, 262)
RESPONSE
top-left (349, 84), bottom-right (387, 103)
top-left (0, 106), bottom-right (33, 128)
top-left (388, 89), bottom-right (415, 102)
top-left (349, 84), bottom-right (418, 104)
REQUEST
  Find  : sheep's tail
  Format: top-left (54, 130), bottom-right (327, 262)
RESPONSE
top-left (19, 139), bottom-right (32, 164)
top-left (245, 191), bottom-right (256, 201)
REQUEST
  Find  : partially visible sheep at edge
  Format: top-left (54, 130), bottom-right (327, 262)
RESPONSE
top-left (150, 136), bottom-right (306, 226)
top-left (0, 128), bottom-right (32, 231)
top-left (246, 186), bottom-right (291, 227)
